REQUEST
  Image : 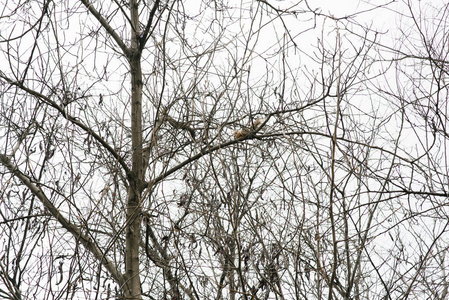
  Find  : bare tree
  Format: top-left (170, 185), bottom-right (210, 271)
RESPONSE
top-left (1, 0), bottom-right (449, 299)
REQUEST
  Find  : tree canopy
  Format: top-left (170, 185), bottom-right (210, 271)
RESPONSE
top-left (1, 0), bottom-right (449, 299)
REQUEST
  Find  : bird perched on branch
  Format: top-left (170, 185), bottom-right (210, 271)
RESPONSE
top-left (162, 109), bottom-right (195, 139)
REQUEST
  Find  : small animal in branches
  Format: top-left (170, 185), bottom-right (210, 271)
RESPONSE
top-left (234, 117), bottom-right (263, 139)
top-left (163, 110), bottom-right (195, 139)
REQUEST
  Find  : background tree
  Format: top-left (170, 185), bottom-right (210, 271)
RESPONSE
top-left (1, 0), bottom-right (449, 299)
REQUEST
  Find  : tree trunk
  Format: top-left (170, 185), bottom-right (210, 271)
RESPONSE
top-left (125, 0), bottom-right (143, 298)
